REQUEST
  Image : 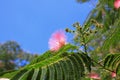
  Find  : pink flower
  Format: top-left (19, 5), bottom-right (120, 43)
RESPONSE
top-left (111, 71), bottom-right (116, 78)
top-left (88, 73), bottom-right (100, 80)
top-left (49, 30), bottom-right (67, 51)
top-left (0, 78), bottom-right (10, 80)
top-left (114, 0), bottom-right (120, 9)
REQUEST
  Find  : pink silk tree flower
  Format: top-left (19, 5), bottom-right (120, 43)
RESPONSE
top-left (0, 78), bottom-right (10, 80)
top-left (111, 71), bottom-right (116, 78)
top-left (88, 73), bottom-right (100, 80)
top-left (114, 0), bottom-right (120, 9)
top-left (49, 30), bottom-right (67, 52)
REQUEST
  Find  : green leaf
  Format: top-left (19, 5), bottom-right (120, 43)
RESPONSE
top-left (104, 54), bottom-right (120, 74)
top-left (31, 68), bottom-right (39, 80)
top-left (1, 50), bottom-right (91, 80)
top-left (40, 67), bottom-right (47, 80)
top-left (48, 65), bottom-right (55, 80)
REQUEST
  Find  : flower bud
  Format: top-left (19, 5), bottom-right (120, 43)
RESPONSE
top-left (90, 30), bottom-right (93, 33)
top-left (65, 28), bottom-right (69, 32)
top-left (94, 30), bottom-right (97, 33)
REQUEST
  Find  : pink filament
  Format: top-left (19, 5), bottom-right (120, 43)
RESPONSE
top-left (49, 30), bottom-right (66, 51)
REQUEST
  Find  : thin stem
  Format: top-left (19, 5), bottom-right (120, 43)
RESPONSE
top-left (75, 22), bottom-right (88, 54)
top-left (91, 58), bottom-right (113, 72)
top-left (80, 30), bottom-right (88, 54)
top-left (98, 58), bottom-right (105, 64)
top-left (83, 36), bottom-right (88, 54)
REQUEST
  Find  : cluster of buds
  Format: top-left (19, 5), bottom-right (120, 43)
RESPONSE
top-left (65, 22), bottom-right (82, 33)
top-left (65, 19), bottom-right (103, 48)
top-left (66, 20), bottom-right (101, 35)
top-left (73, 22), bottom-right (98, 37)
top-left (91, 19), bottom-right (103, 28)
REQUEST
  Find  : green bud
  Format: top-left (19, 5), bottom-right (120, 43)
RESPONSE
top-left (72, 30), bottom-right (75, 33)
top-left (65, 28), bottom-right (69, 32)
top-left (77, 26), bottom-right (82, 31)
top-left (94, 30), bottom-right (97, 33)
top-left (84, 23), bottom-right (87, 27)
top-left (85, 32), bottom-right (90, 36)
top-left (81, 42), bottom-right (85, 45)
top-left (90, 30), bottom-right (93, 33)
top-left (73, 22), bottom-right (80, 27)
top-left (91, 19), bottom-right (96, 23)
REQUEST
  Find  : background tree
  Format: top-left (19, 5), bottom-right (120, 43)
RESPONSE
top-left (0, 41), bottom-right (38, 72)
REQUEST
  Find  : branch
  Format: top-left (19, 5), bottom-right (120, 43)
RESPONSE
top-left (91, 58), bottom-right (113, 72)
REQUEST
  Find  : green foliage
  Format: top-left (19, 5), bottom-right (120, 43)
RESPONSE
top-left (0, 41), bottom-right (37, 72)
top-left (0, 41), bottom-right (22, 71)
top-left (0, 44), bottom-right (92, 80)
top-left (102, 21), bottom-right (120, 51)
top-left (0, 70), bottom-right (18, 78)
top-left (76, 0), bottom-right (120, 79)
top-left (29, 51), bottom-right (53, 65)
top-left (29, 44), bottom-right (77, 65)
top-left (104, 54), bottom-right (120, 74)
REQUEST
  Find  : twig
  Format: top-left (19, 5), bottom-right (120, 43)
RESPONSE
top-left (91, 58), bottom-right (113, 72)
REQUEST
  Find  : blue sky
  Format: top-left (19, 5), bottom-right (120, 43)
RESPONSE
top-left (0, 0), bottom-right (94, 54)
